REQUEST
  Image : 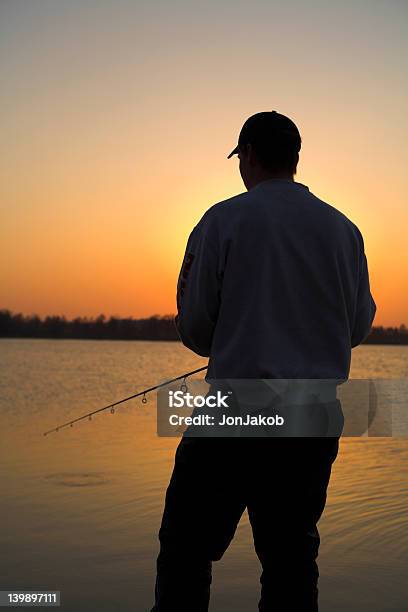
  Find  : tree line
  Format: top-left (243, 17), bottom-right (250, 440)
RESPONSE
top-left (0, 309), bottom-right (179, 340)
top-left (0, 309), bottom-right (407, 344)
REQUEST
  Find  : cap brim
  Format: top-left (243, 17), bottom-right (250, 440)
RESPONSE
top-left (227, 145), bottom-right (239, 159)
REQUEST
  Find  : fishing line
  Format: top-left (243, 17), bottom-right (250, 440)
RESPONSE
top-left (42, 365), bottom-right (208, 436)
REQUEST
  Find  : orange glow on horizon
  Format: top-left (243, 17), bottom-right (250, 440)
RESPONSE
top-left (0, 2), bottom-right (407, 327)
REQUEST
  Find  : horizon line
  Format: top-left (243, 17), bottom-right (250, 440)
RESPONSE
top-left (1, 308), bottom-right (407, 330)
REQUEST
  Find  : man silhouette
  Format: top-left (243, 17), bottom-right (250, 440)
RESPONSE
top-left (151, 111), bottom-right (376, 611)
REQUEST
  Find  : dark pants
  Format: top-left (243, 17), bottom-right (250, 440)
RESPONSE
top-left (151, 436), bottom-right (339, 612)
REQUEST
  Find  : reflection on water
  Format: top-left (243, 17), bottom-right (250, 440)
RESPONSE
top-left (44, 472), bottom-right (111, 487)
top-left (0, 339), bottom-right (407, 611)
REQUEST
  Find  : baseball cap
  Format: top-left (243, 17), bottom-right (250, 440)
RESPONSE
top-left (227, 110), bottom-right (301, 159)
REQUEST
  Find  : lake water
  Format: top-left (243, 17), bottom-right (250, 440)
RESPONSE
top-left (0, 339), bottom-right (407, 611)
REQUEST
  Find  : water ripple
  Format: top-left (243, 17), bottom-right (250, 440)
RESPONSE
top-left (44, 472), bottom-right (111, 488)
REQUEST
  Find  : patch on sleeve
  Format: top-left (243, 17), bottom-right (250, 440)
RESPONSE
top-left (177, 252), bottom-right (195, 309)
top-left (181, 252), bottom-right (195, 280)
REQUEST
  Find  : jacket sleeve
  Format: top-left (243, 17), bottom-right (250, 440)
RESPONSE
top-left (351, 235), bottom-right (376, 348)
top-left (175, 213), bottom-right (222, 357)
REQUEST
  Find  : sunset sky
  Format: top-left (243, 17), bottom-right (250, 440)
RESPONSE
top-left (1, 0), bottom-right (407, 326)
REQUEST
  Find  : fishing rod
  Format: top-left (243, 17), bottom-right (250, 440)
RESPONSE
top-left (43, 365), bottom-right (208, 436)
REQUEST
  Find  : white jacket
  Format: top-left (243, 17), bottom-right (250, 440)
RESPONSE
top-left (175, 178), bottom-right (376, 379)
